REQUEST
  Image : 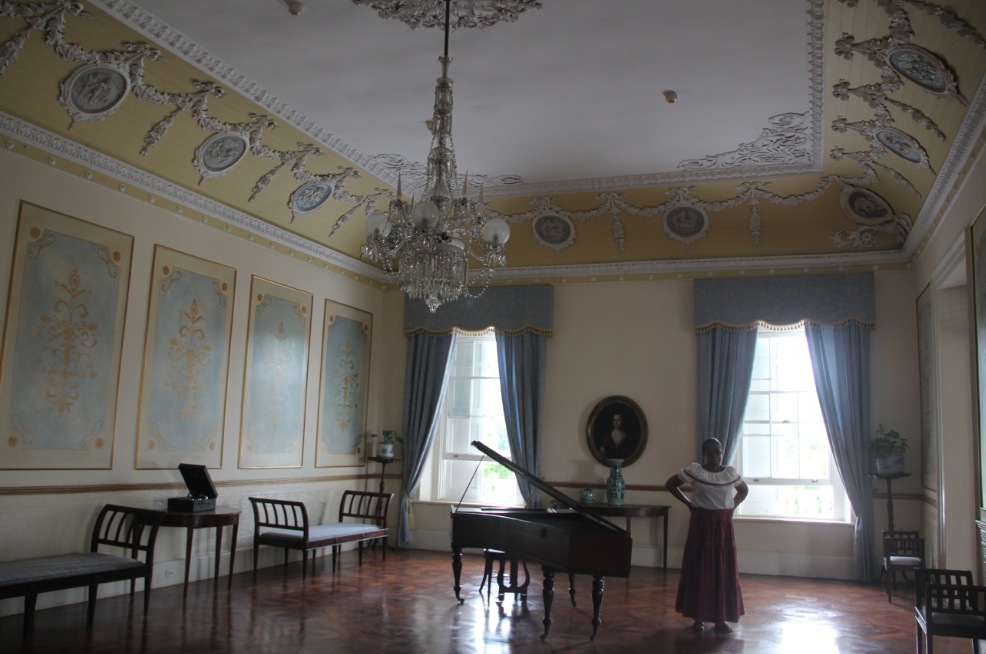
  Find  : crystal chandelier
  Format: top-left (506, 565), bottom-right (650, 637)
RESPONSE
top-left (361, 0), bottom-right (510, 313)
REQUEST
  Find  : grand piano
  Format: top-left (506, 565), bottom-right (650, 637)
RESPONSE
top-left (450, 441), bottom-right (632, 640)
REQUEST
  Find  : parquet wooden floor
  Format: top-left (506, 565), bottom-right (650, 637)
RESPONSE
top-left (0, 548), bottom-right (970, 653)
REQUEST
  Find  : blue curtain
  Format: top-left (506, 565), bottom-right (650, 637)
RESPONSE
top-left (495, 330), bottom-right (547, 506)
top-left (396, 331), bottom-right (454, 548)
top-left (695, 326), bottom-right (759, 464)
top-left (806, 322), bottom-right (876, 581)
top-left (693, 273), bottom-right (876, 580)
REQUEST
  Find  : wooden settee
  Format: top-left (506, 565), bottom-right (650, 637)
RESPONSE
top-left (249, 490), bottom-right (393, 578)
top-left (0, 504), bottom-right (165, 636)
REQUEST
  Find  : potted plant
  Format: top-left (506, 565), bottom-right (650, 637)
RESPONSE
top-left (869, 424), bottom-right (908, 475)
top-left (375, 430), bottom-right (400, 460)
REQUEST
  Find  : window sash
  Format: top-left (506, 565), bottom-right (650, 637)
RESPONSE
top-left (424, 333), bottom-right (521, 506)
top-left (736, 326), bottom-right (849, 521)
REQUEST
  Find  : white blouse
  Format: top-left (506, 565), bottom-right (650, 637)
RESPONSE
top-left (678, 462), bottom-right (743, 510)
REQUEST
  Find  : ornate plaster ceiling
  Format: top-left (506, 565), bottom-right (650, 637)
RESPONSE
top-left (0, 0), bottom-right (984, 284)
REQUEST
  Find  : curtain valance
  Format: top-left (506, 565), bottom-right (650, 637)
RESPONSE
top-left (693, 273), bottom-right (875, 332)
top-left (404, 285), bottom-right (553, 336)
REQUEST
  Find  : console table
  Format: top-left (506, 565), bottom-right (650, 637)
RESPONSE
top-left (160, 506), bottom-right (240, 598)
top-left (579, 502), bottom-right (670, 569)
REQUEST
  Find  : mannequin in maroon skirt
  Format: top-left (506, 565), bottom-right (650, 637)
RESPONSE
top-left (665, 437), bottom-right (749, 633)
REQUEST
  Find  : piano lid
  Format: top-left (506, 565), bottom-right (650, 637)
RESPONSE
top-left (469, 440), bottom-right (627, 533)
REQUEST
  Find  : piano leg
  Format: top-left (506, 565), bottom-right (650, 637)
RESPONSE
top-left (540, 566), bottom-right (555, 641)
top-left (496, 557), bottom-right (506, 604)
top-left (452, 547), bottom-right (464, 602)
top-left (590, 575), bottom-right (606, 641)
top-left (568, 572), bottom-right (577, 607)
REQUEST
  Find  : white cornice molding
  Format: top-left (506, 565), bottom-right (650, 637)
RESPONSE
top-left (0, 110), bottom-right (912, 285)
top-left (0, 110), bottom-right (387, 283)
top-left (904, 75), bottom-right (986, 257)
top-left (492, 249), bottom-right (910, 283)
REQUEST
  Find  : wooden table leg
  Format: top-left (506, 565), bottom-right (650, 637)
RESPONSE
top-left (663, 511), bottom-right (669, 570)
top-left (182, 527), bottom-right (194, 599)
top-left (213, 525), bottom-right (223, 585)
top-left (227, 521), bottom-right (238, 589)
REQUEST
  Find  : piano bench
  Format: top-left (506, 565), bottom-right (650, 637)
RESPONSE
top-left (480, 549), bottom-right (530, 602)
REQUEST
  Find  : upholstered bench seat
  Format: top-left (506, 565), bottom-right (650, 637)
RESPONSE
top-left (262, 523), bottom-right (383, 542)
top-left (0, 553), bottom-right (145, 587)
top-left (249, 491), bottom-right (393, 579)
top-left (0, 505), bottom-right (164, 637)
top-left (888, 555), bottom-right (922, 567)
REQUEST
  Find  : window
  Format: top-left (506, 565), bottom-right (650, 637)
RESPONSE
top-left (421, 333), bottom-right (522, 505)
top-left (735, 325), bottom-right (851, 521)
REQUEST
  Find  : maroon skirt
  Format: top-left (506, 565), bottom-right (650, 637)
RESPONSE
top-left (674, 507), bottom-right (744, 624)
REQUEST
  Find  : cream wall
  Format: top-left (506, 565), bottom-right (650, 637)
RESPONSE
top-left (1, 134), bottom-right (977, 621)
top-left (409, 271), bottom-right (922, 580)
top-left (0, 149), bottom-right (400, 616)
top-left (910, 144), bottom-right (986, 573)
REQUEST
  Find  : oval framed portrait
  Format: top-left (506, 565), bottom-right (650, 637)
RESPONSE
top-left (886, 45), bottom-right (952, 95)
top-left (873, 128), bottom-right (925, 166)
top-left (59, 63), bottom-right (131, 124)
top-left (532, 213), bottom-right (576, 251)
top-left (664, 204), bottom-right (709, 244)
top-left (289, 180), bottom-right (335, 217)
top-left (585, 395), bottom-right (648, 467)
top-left (840, 185), bottom-right (894, 226)
top-left (195, 132), bottom-right (249, 180)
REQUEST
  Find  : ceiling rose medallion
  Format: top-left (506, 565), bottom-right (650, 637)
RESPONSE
top-left (351, 0), bottom-right (542, 30)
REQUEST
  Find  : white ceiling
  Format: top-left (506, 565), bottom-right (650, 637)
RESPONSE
top-left (124, 0), bottom-right (812, 194)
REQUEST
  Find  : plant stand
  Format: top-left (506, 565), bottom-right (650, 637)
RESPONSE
top-left (870, 471), bottom-right (909, 532)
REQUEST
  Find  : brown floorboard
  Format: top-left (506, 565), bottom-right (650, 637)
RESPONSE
top-left (0, 548), bottom-right (970, 653)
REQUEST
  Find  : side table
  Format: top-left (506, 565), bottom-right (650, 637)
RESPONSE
top-left (578, 502), bottom-right (670, 570)
top-left (160, 506), bottom-right (240, 598)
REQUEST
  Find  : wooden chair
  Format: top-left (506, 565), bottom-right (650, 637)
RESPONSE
top-left (883, 529), bottom-right (924, 602)
top-left (915, 568), bottom-right (986, 653)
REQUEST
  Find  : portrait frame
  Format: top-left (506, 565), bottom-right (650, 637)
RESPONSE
top-left (916, 282), bottom-right (939, 493)
top-left (316, 299), bottom-right (372, 468)
top-left (0, 202), bottom-right (133, 470)
top-left (970, 207), bottom-right (986, 511)
top-left (238, 276), bottom-right (313, 469)
top-left (586, 395), bottom-right (648, 466)
top-left (135, 246), bottom-right (236, 470)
